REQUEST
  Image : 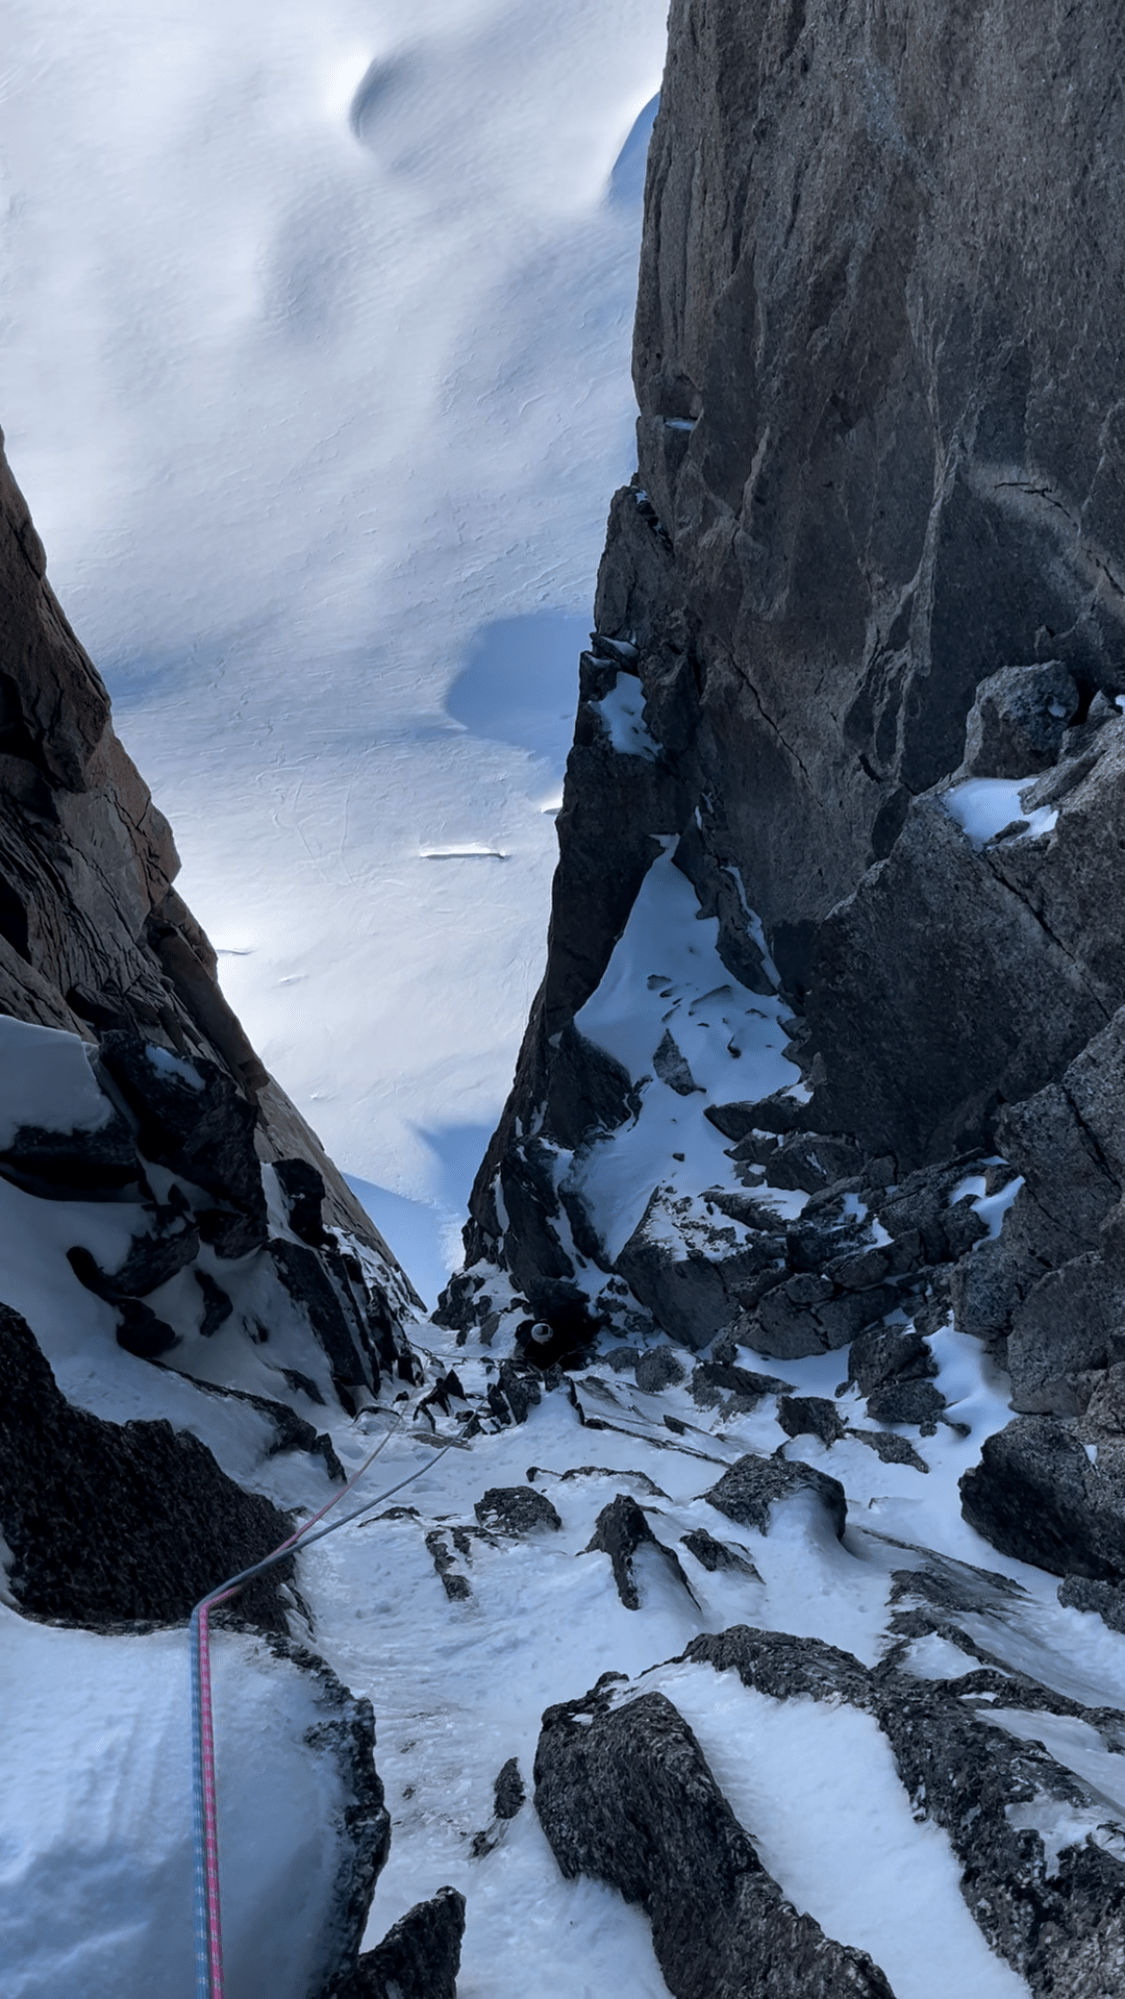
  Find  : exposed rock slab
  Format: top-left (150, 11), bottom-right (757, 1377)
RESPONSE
top-left (534, 1678), bottom-right (894, 1999)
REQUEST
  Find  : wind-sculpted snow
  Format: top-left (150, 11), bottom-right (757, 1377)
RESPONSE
top-left (0, 0), bottom-right (668, 1258)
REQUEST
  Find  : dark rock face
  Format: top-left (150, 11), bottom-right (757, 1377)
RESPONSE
top-left (473, 1485), bottom-right (562, 1536)
top-left (486, 1355), bottom-right (549, 1426)
top-left (631, 2), bottom-right (1125, 936)
top-left (582, 1493), bottom-right (697, 1611)
top-left (848, 1327), bottom-right (935, 1399)
top-left (704, 1453), bottom-right (847, 1543)
top-left (947, 1010), bottom-right (1125, 1437)
top-left (684, 1625), bottom-right (1125, 1996)
top-left (99, 1030), bottom-right (268, 1230)
top-left (534, 1678), bottom-right (895, 1999)
top-left (802, 799), bottom-right (1108, 1165)
top-left (341, 1885), bottom-right (465, 1999)
top-left (275, 1156), bottom-right (333, 1247)
top-left (0, 1300), bottom-right (292, 1628)
top-left (455, 0), bottom-right (1125, 1484)
top-left (960, 1416), bottom-right (1125, 1581)
top-left (425, 1528), bottom-right (479, 1602)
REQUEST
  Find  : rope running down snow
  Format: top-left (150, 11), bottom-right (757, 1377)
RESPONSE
top-left (189, 1411), bottom-right (465, 1999)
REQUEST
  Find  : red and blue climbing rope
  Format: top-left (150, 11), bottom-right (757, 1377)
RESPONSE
top-left (189, 1413), bottom-right (462, 1999)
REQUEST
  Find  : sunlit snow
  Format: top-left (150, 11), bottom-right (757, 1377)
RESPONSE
top-left (0, 0), bottom-right (668, 1284)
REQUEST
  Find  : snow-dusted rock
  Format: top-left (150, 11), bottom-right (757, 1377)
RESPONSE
top-left (634, 1345), bottom-right (687, 1392)
top-left (473, 1485), bottom-right (562, 1537)
top-left (704, 1454), bottom-right (847, 1545)
top-left (617, 1187), bottom-right (782, 1348)
top-left (685, 1625), bottom-right (1125, 1997)
top-left (534, 1678), bottom-right (895, 1999)
top-left (0, 1299), bottom-right (294, 1628)
top-left (343, 1886), bottom-right (465, 1999)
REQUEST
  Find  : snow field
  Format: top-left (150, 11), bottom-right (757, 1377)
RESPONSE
top-left (0, 0), bottom-right (669, 1254)
top-left (0, 1610), bottom-right (353, 1999)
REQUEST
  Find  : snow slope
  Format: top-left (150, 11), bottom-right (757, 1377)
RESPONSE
top-left (303, 1323), bottom-right (1125, 1996)
top-left (0, 1610), bottom-right (359, 1999)
top-left (6, 1024), bottom-right (1125, 1995)
top-left (0, 0), bottom-right (666, 1285)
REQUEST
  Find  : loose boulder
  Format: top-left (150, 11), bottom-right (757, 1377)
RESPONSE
top-left (703, 1454), bottom-right (847, 1543)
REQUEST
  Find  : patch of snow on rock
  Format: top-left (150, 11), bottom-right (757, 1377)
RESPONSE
top-left (0, 1018), bottom-right (112, 1147)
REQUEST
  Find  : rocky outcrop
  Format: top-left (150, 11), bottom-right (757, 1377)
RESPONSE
top-left (534, 1675), bottom-right (895, 1999)
top-left (682, 1626), bottom-right (1125, 1997)
top-left (0, 1299), bottom-right (294, 1628)
top-left (581, 1492), bottom-right (698, 1610)
top-left (439, 0), bottom-right (1125, 1641)
top-left (0, 426), bottom-right (415, 1285)
top-left (340, 1886), bottom-right (465, 1999)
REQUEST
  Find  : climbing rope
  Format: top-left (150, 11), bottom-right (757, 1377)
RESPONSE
top-left (189, 1409), bottom-right (466, 1999)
